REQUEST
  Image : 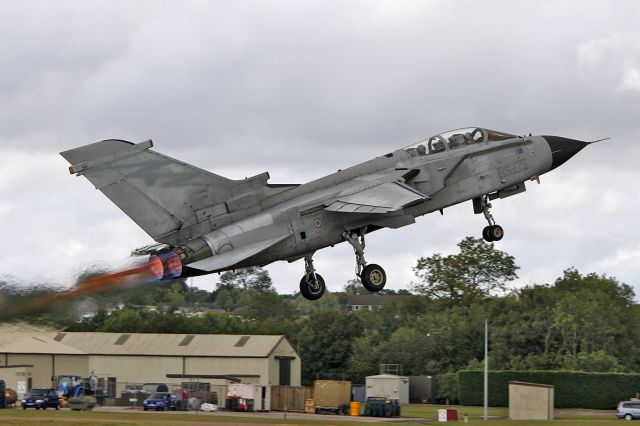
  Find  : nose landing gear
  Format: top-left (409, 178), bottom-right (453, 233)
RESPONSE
top-left (344, 229), bottom-right (387, 292)
top-left (480, 195), bottom-right (504, 242)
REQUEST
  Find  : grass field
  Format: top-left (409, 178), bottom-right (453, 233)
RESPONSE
top-left (401, 403), bottom-right (509, 418)
top-left (0, 408), bottom-right (394, 426)
top-left (0, 405), bottom-right (623, 425)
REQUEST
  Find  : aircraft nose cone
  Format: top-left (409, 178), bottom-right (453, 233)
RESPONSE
top-left (544, 135), bottom-right (589, 170)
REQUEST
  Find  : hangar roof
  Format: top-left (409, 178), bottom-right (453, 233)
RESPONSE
top-left (0, 335), bottom-right (87, 355)
top-left (0, 332), bottom-right (289, 358)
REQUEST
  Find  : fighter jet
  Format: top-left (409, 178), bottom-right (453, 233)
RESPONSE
top-left (60, 127), bottom-right (596, 300)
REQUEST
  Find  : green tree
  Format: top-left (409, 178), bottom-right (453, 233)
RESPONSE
top-left (347, 334), bottom-right (383, 381)
top-left (99, 308), bottom-right (145, 332)
top-left (237, 290), bottom-right (298, 321)
top-left (412, 237), bottom-right (518, 304)
top-left (343, 279), bottom-right (369, 295)
top-left (377, 327), bottom-right (433, 375)
top-left (560, 350), bottom-right (623, 372)
top-left (296, 310), bottom-right (364, 384)
top-left (551, 269), bottom-right (637, 361)
top-left (218, 267), bottom-right (274, 292)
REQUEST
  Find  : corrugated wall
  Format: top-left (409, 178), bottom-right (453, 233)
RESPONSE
top-left (89, 355), bottom-right (182, 394)
top-left (185, 357), bottom-right (268, 383)
top-left (7, 354), bottom-right (52, 388)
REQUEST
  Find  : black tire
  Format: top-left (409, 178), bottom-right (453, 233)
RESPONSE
top-left (625, 413), bottom-right (633, 420)
top-left (489, 224), bottom-right (504, 241)
top-left (300, 274), bottom-right (326, 300)
top-left (361, 264), bottom-right (386, 292)
top-left (482, 226), bottom-right (493, 242)
top-left (23, 406), bottom-right (26, 410)
top-left (144, 408), bottom-right (148, 411)
top-left (55, 406), bottom-right (59, 410)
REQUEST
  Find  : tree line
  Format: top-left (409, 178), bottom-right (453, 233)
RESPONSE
top-left (6, 237), bottom-right (639, 385)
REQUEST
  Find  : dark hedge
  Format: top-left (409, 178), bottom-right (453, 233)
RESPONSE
top-left (457, 370), bottom-right (640, 409)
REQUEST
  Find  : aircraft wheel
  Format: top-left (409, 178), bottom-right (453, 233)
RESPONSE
top-left (482, 226), bottom-right (493, 242)
top-left (300, 273), bottom-right (326, 300)
top-left (361, 264), bottom-right (386, 292)
top-left (489, 225), bottom-right (504, 241)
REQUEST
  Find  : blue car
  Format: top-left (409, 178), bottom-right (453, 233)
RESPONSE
top-left (143, 392), bottom-right (177, 411)
top-left (617, 401), bottom-right (640, 420)
top-left (21, 388), bottom-right (60, 410)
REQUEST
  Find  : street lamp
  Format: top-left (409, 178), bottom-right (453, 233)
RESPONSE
top-left (484, 319), bottom-right (488, 421)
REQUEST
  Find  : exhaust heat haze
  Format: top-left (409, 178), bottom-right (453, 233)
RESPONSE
top-left (0, 255), bottom-right (180, 320)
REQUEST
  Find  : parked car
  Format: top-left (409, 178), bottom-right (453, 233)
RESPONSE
top-left (21, 388), bottom-right (60, 410)
top-left (143, 392), bottom-right (177, 411)
top-left (124, 384), bottom-right (144, 395)
top-left (142, 383), bottom-right (169, 395)
top-left (617, 401), bottom-right (640, 420)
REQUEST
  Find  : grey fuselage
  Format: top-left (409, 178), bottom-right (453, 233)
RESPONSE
top-left (195, 135), bottom-right (553, 271)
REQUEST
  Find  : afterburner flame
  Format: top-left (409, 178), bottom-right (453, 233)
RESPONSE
top-left (149, 252), bottom-right (183, 280)
top-left (0, 258), bottom-right (168, 320)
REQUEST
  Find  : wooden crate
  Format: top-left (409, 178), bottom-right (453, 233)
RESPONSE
top-left (270, 386), bottom-right (313, 412)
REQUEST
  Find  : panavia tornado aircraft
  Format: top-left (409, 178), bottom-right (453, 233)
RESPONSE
top-left (61, 127), bottom-right (597, 300)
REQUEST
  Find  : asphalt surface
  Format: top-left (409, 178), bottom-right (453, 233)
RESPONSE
top-left (96, 406), bottom-right (428, 423)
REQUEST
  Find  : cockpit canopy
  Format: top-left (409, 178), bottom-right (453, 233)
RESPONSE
top-left (405, 127), bottom-right (517, 155)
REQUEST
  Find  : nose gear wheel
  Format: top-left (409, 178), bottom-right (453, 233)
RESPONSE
top-left (480, 195), bottom-right (504, 242)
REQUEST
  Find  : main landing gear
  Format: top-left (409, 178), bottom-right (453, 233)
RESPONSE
top-left (479, 195), bottom-right (504, 242)
top-left (299, 254), bottom-right (325, 300)
top-left (298, 228), bottom-right (387, 301)
top-left (343, 229), bottom-right (387, 292)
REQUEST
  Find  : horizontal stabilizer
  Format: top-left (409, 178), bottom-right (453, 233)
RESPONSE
top-left (187, 233), bottom-right (291, 272)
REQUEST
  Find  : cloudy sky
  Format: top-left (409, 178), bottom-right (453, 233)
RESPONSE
top-left (1, 0), bottom-right (639, 296)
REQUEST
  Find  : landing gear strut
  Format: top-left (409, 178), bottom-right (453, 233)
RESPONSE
top-left (343, 229), bottom-right (387, 292)
top-left (480, 195), bottom-right (504, 242)
top-left (299, 253), bottom-right (325, 300)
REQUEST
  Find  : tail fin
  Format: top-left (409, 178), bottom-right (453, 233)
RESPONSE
top-left (61, 139), bottom-right (258, 241)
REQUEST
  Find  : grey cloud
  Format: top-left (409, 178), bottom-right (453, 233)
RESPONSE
top-left (1, 0), bottom-right (640, 295)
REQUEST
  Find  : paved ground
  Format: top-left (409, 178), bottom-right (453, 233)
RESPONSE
top-left (95, 406), bottom-right (427, 423)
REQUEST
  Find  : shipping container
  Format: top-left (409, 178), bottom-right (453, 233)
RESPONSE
top-left (313, 380), bottom-right (351, 413)
top-left (365, 374), bottom-right (409, 405)
top-left (409, 375), bottom-right (435, 403)
top-left (270, 386), bottom-right (313, 412)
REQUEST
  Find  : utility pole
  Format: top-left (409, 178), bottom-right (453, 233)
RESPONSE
top-left (483, 319), bottom-right (488, 420)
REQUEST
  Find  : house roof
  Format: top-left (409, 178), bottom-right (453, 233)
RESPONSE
top-left (0, 332), bottom-right (288, 358)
